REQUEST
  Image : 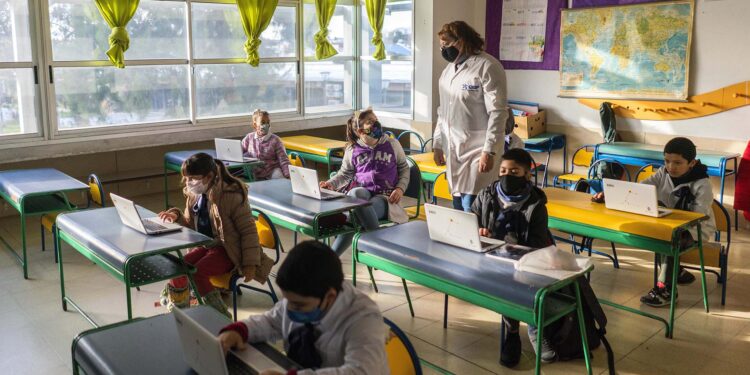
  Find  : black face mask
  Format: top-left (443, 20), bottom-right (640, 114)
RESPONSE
top-left (499, 174), bottom-right (529, 196)
top-left (441, 46), bottom-right (460, 62)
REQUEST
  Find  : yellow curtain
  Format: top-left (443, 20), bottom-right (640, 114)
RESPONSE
top-left (364, 0), bottom-right (386, 60)
top-left (314, 0), bottom-right (339, 60)
top-left (236, 0), bottom-right (279, 67)
top-left (93, 0), bottom-right (140, 68)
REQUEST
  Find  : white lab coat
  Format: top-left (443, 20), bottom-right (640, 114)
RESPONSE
top-left (434, 52), bottom-right (508, 195)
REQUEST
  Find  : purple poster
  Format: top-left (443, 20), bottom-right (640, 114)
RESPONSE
top-left (485, 0), bottom-right (567, 70)
top-left (571, 0), bottom-right (662, 8)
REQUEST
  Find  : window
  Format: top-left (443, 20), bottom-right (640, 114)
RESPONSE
top-left (0, 0), bottom-right (40, 136)
top-left (360, 0), bottom-right (412, 114)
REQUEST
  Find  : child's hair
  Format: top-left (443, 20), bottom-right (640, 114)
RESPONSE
top-left (664, 137), bottom-right (697, 161)
top-left (276, 241), bottom-right (344, 298)
top-left (181, 152), bottom-right (247, 203)
top-left (501, 148), bottom-right (533, 171)
top-left (345, 108), bottom-right (375, 146)
top-left (252, 109), bottom-right (269, 124)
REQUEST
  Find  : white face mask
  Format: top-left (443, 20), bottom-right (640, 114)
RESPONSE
top-left (187, 179), bottom-right (207, 196)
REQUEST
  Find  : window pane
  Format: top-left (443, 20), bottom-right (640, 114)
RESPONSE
top-left (192, 4), bottom-right (296, 59)
top-left (304, 61), bottom-right (353, 113)
top-left (362, 60), bottom-right (411, 114)
top-left (0, 69), bottom-right (38, 136)
top-left (54, 65), bottom-right (189, 129)
top-left (49, 0), bottom-right (187, 61)
top-left (303, 4), bottom-right (354, 57)
top-left (195, 63), bottom-right (297, 118)
top-left (0, 1), bottom-right (33, 62)
top-left (360, 0), bottom-right (412, 58)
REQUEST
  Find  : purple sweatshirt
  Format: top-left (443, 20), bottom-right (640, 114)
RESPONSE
top-left (328, 137), bottom-right (410, 195)
top-left (241, 132), bottom-right (290, 179)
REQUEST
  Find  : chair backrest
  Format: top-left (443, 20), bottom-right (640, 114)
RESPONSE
top-left (288, 151), bottom-right (305, 168)
top-left (712, 199), bottom-right (730, 248)
top-left (635, 163), bottom-right (660, 183)
top-left (587, 158), bottom-right (631, 181)
top-left (396, 131), bottom-right (426, 153)
top-left (422, 138), bottom-right (433, 152)
top-left (253, 209), bottom-right (281, 264)
top-left (384, 318), bottom-right (422, 375)
top-left (572, 146), bottom-right (595, 168)
top-left (87, 174), bottom-right (105, 207)
top-left (403, 157), bottom-right (422, 200)
top-left (432, 172), bottom-right (453, 202)
top-left (384, 130), bottom-right (396, 139)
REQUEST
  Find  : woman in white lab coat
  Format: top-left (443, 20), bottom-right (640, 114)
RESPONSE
top-left (433, 21), bottom-right (508, 211)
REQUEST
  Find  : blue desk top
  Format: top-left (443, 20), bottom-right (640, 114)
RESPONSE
top-left (56, 207), bottom-right (212, 271)
top-left (596, 142), bottom-right (739, 169)
top-left (248, 179), bottom-right (371, 226)
top-left (355, 221), bottom-right (561, 309)
top-left (0, 168), bottom-right (88, 203)
top-left (164, 149), bottom-right (262, 169)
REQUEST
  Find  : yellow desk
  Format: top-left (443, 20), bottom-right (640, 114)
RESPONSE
top-left (409, 152), bottom-right (446, 183)
top-left (544, 188), bottom-right (708, 338)
top-left (281, 136), bottom-right (346, 174)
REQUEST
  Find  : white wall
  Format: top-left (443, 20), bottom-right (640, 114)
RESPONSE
top-left (505, 0), bottom-right (750, 142)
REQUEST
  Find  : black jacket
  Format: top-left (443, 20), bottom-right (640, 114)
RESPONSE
top-left (471, 181), bottom-right (552, 249)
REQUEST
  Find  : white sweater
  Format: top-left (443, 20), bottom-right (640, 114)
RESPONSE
top-left (241, 282), bottom-right (389, 375)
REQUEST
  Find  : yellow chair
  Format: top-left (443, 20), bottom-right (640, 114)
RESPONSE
top-left (209, 209), bottom-right (281, 320)
top-left (635, 163), bottom-right (661, 182)
top-left (405, 171), bottom-right (451, 221)
top-left (384, 318), bottom-right (422, 375)
top-left (681, 200), bottom-right (731, 305)
top-left (40, 174), bottom-right (105, 263)
top-left (553, 145), bottom-right (596, 188)
top-left (288, 151), bottom-right (306, 168)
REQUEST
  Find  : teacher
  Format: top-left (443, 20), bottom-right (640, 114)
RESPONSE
top-left (433, 20), bottom-right (508, 212)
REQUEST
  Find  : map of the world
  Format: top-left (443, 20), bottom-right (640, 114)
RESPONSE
top-left (559, 1), bottom-right (694, 100)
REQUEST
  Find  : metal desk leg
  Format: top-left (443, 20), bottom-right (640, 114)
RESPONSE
top-left (575, 281), bottom-right (593, 375)
top-left (534, 294), bottom-right (546, 375)
top-left (57, 227), bottom-right (68, 312)
top-left (667, 252), bottom-right (680, 338)
top-left (697, 225), bottom-right (709, 313)
top-left (20, 211), bottom-right (28, 279)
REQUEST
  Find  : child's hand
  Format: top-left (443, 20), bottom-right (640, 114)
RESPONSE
top-left (259, 370), bottom-right (284, 375)
top-left (591, 192), bottom-right (605, 203)
top-left (388, 188), bottom-right (404, 204)
top-left (479, 228), bottom-right (491, 237)
top-left (218, 330), bottom-right (246, 356)
top-left (242, 265), bottom-right (256, 282)
top-left (158, 211), bottom-right (178, 223)
top-left (319, 181), bottom-right (334, 190)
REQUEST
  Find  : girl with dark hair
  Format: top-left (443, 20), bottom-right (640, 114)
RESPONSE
top-left (157, 152), bottom-right (274, 316)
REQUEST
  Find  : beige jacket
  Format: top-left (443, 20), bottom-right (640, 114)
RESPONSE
top-left (167, 180), bottom-right (272, 282)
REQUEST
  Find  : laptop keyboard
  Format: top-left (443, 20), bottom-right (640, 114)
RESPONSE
top-left (227, 353), bottom-right (256, 375)
top-left (320, 189), bottom-right (341, 198)
top-left (142, 220), bottom-right (167, 232)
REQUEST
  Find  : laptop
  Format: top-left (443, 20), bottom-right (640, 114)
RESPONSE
top-left (424, 203), bottom-right (505, 252)
top-left (288, 165), bottom-right (345, 200)
top-left (173, 308), bottom-right (285, 375)
top-left (110, 193), bottom-right (183, 235)
top-left (602, 178), bottom-right (673, 218)
top-left (215, 138), bottom-right (259, 163)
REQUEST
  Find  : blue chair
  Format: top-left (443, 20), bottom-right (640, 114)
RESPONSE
top-left (396, 131), bottom-right (427, 155)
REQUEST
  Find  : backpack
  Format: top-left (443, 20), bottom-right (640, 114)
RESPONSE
top-left (545, 277), bottom-right (615, 374)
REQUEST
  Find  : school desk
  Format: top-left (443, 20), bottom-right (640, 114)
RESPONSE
top-left (247, 179), bottom-right (371, 241)
top-left (0, 168), bottom-right (89, 279)
top-left (56, 207), bottom-right (212, 326)
top-left (523, 132), bottom-right (567, 187)
top-left (72, 305), bottom-right (294, 375)
top-left (544, 188), bottom-right (708, 338)
top-left (408, 151), bottom-right (445, 185)
top-left (352, 221), bottom-right (594, 375)
top-left (163, 149), bottom-right (264, 208)
top-left (281, 135), bottom-right (346, 174)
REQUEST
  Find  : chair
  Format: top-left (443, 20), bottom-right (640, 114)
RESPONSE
top-left (635, 163), bottom-right (661, 182)
top-left (422, 138), bottom-right (433, 152)
top-left (384, 130), bottom-right (396, 138)
top-left (209, 209), bottom-right (281, 320)
top-left (396, 130), bottom-right (427, 155)
top-left (384, 317), bottom-right (422, 375)
top-left (681, 200), bottom-right (731, 305)
top-left (40, 173), bottom-right (105, 263)
top-left (553, 145), bottom-right (596, 189)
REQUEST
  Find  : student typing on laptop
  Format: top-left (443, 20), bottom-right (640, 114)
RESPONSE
top-left (157, 153), bottom-right (274, 317)
top-left (593, 137), bottom-right (717, 307)
top-left (241, 109), bottom-right (291, 180)
top-left (319, 109), bottom-right (410, 256)
top-left (471, 148), bottom-right (555, 367)
top-left (218, 241), bottom-right (388, 375)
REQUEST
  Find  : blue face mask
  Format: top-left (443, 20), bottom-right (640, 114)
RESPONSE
top-left (362, 121), bottom-right (383, 140)
top-left (287, 301), bottom-right (325, 324)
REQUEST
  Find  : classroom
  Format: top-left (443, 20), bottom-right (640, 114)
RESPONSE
top-left (1, 0), bottom-right (749, 374)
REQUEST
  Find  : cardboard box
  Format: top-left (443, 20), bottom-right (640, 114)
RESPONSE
top-left (514, 110), bottom-right (546, 139)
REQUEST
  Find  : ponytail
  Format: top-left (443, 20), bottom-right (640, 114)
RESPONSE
top-left (213, 159), bottom-right (248, 204)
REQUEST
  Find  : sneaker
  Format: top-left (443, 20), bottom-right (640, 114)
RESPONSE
top-left (500, 331), bottom-right (522, 368)
top-left (677, 267), bottom-right (695, 285)
top-left (203, 289), bottom-right (232, 319)
top-left (159, 283), bottom-right (190, 312)
top-left (640, 287), bottom-right (677, 307)
top-left (528, 326), bottom-right (557, 363)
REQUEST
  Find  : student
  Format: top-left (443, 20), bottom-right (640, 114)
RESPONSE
top-left (504, 107), bottom-right (524, 151)
top-left (158, 152), bottom-right (274, 317)
top-left (471, 148), bottom-right (554, 367)
top-left (320, 109), bottom-right (410, 256)
top-left (594, 137), bottom-right (716, 307)
top-left (218, 241), bottom-right (388, 374)
top-left (241, 109), bottom-right (291, 180)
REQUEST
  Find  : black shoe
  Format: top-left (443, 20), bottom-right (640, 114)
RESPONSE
top-left (500, 331), bottom-right (522, 368)
top-left (677, 267), bottom-right (695, 285)
top-left (640, 287), bottom-right (677, 307)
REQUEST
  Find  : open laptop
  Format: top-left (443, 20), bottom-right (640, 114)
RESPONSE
top-left (602, 178), bottom-right (673, 218)
top-left (425, 204), bottom-right (505, 252)
top-left (288, 165), bottom-right (345, 200)
top-left (173, 308), bottom-right (285, 375)
top-left (215, 138), bottom-right (259, 163)
top-left (110, 193), bottom-right (183, 235)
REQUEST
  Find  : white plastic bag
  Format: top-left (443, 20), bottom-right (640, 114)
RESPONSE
top-left (516, 245), bottom-right (592, 279)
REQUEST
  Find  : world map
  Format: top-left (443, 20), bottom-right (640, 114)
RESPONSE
top-left (559, 1), bottom-right (693, 100)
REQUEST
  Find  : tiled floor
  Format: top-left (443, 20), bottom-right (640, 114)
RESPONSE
top-left (1, 191), bottom-right (749, 374)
